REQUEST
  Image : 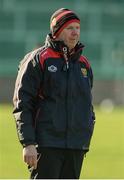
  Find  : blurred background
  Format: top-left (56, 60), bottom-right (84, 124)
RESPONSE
top-left (0, 0), bottom-right (124, 179)
top-left (0, 0), bottom-right (124, 105)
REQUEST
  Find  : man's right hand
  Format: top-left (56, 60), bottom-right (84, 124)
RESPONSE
top-left (23, 145), bottom-right (38, 169)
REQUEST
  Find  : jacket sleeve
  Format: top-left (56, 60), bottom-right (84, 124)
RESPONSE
top-left (89, 66), bottom-right (96, 121)
top-left (13, 54), bottom-right (43, 147)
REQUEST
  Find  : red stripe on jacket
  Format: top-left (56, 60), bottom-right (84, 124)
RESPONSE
top-left (39, 48), bottom-right (60, 69)
top-left (79, 56), bottom-right (90, 69)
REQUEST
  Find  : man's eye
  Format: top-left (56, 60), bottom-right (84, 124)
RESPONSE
top-left (66, 27), bottom-right (73, 30)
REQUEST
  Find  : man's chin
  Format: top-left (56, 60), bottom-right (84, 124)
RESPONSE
top-left (69, 43), bottom-right (77, 49)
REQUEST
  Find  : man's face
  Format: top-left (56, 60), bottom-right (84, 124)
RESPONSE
top-left (57, 22), bottom-right (80, 50)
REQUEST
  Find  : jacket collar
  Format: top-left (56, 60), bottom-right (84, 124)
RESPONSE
top-left (44, 34), bottom-right (84, 61)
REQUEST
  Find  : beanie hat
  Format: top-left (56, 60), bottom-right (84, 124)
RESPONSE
top-left (50, 8), bottom-right (80, 38)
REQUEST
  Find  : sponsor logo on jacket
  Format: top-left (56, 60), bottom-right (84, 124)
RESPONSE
top-left (48, 65), bottom-right (57, 72)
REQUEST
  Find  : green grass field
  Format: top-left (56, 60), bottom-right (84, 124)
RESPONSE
top-left (0, 104), bottom-right (124, 179)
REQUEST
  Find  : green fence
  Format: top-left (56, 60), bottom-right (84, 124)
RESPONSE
top-left (0, 0), bottom-right (124, 79)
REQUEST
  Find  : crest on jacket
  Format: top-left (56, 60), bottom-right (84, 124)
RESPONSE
top-left (81, 68), bottom-right (87, 77)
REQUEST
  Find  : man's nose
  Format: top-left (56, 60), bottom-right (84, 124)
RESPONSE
top-left (71, 28), bottom-right (79, 34)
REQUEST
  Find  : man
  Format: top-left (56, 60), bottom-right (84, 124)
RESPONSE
top-left (13, 8), bottom-right (95, 179)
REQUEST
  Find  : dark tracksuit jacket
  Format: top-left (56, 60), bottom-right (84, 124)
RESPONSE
top-left (13, 34), bottom-right (95, 152)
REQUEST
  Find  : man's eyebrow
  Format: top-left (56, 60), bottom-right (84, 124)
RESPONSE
top-left (66, 25), bottom-right (80, 28)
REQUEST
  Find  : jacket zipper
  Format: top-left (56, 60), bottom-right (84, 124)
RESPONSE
top-left (65, 68), bottom-right (69, 148)
top-left (62, 47), bottom-right (69, 148)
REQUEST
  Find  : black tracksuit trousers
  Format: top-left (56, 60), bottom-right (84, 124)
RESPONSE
top-left (29, 147), bottom-right (85, 179)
